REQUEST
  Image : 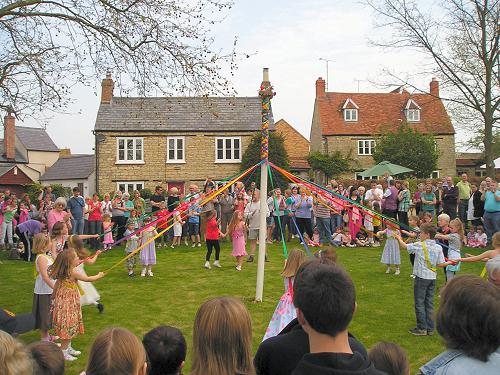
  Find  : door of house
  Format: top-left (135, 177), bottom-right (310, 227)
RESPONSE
top-left (167, 181), bottom-right (185, 195)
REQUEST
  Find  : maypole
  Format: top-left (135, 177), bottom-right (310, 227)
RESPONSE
top-left (256, 68), bottom-right (275, 302)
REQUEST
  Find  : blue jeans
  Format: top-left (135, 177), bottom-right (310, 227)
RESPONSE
top-left (483, 211), bottom-right (500, 245)
top-left (414, 277), bottom-right (436, 332)
top-left (316, 217), bottom-right (332, 245)
top-left (458, 200), bottom-right (469, 229)
top-left (330, 214), bottom-right (343, 233)
top-left (71, 218), bottom-right (85, 235)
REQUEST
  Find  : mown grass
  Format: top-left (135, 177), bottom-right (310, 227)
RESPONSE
top-left (0, 240), bottom-right (486, 375)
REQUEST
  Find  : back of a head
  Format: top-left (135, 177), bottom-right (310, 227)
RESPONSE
top-left (86, 327), bottom-right (146, 375)
top-left (0, 330), bottom-right (33, 375)
top-left (293, 260), bottom-right (355, 337)
top-left (437, 275), bottom-right (500, 362)
top-left (143, 326), bottom-right (186, 375)
top-left (191, 297), bottom-right (253, 375)
top-left (28, 341), bottom-right (64, 375)
top-left (368, 342), bottom-right (410, 375)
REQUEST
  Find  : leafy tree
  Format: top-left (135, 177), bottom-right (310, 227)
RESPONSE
top-left (365, 0), bottom-right (499, 176)
top-left (372, 124), bottom-right (439, 178)
top-left (307, 151), bottom-right (354, 181)
top-left (240, 132), bottom-right (290, 191)
top-left (0, 0), bottom-right (236, 118)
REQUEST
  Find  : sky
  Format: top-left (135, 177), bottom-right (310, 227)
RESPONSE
top-left (17, 0), bottom-right (462, 154)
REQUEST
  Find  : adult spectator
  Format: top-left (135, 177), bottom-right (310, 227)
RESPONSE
top-left (413, 183), bottom-right (424, 215)
top-left (15, 219), bottom-right (45, 262)
top-left (38, 185), bottom-right (56, 203)
top-left (471, 181), bottom-right (486, 227)
top-left (481, 179), bottom-right (500, 244)
top-left (22, 194), bottom-right (38, 219)
top-left (167, 187), bottom-right (180, 212)
top-left (87, 193), bottom-right (103, 250)
top-left (0, 330), bottom-right (33, 375)
top-left (27, 341), bottom-right (65, 375)
top-left (245, 190), bottom-right (268, 262)
top-left (486, 256), bottom-right (500, 288)
top-left (143, 325), bottom-right (186, 375)
top-left (419, 275), bottom-right (500, 375)
top-left (294, 189), bottom-right (314, 240)
top-left (203, 176), bottom-right (216, 193)
top-left (133, 190), bottom-right (146, 217)
top-left (218, 189), bottom-right (234, 236)
top-left (290, 261), bottom-right (384, 375)
top-left (467, 183), bottom-right (480, 228)
top-left (314, 194), bottom-right (333, 246)
top-left (101, 193), bottom-right (112, 218)
top-left (382, 180), bottom-right (399, 220)
top-left (47, 197), bottom-right (71, 234)
top-left (150, 186), bottom-right (165, 214)
top-left (456, 173), bottom-right (472, 230)
top-left (39, 194), bottom-right (54, 222)
top-left (122, 193), bottom-right (135, 220)
top-left (111, 192), bottom-right (127, 241)
top-left (434, 180), bottom-right (444, 216)
top-left (364, 181), bottom-right (383, 206)
top-left (66, 187), bottom-right (85, 235)
top-left (421, 183), bottom-right (437, 218)
top-left (397, 180), bottom-right (410, 228)
top-left (442, 176), bottom-right (458, 219)
top-left (190, 297), bottom-right (254, 375)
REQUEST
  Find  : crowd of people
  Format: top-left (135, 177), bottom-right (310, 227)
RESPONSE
top-left (1, 172), bottom-right (499, 374)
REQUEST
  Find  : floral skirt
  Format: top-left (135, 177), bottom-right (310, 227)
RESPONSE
top-left (51, 280), bottom-right (84, 339)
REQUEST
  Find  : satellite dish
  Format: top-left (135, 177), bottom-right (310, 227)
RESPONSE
top-left (95, 134), bottom-right (106, 143)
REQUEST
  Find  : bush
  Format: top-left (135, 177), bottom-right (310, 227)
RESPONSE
top-left (140, 188), bottom-right (152, 199)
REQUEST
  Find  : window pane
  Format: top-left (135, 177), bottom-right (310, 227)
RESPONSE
top-left (119, 150), bottom-right (125, 160)
top-left (169, 149), bottom-right (175, 159)
top-left (234, 138), bottom-right (240, 149)
top-left (226, 148), bottom-right (231, 159)
top-left (127, 184), bottom-right (133, 193)
top-left (127, 149), bottom-right (133, 160)
top-left (177, 138), bottom-right (183, 150)
top-left (118, 139), bottom-right (125, 149)
top-left (217, 139), bottom-right (223, 149)
top-left (119, 184), bottom-right (125, 192)
top-left (345, 111), bottom-right (350, 121)
top-left (127, 139), bottom-right (133, 150)
top-left (234, 149), bottom-right (240, 160)
top-left (169, 138), bottom-right (175, 149)
top-left (217, 149), bottom-right (223, 160)
top-left (136, 183), bottom-right (143, 191)
top-left (136, 149), bottom-right (141, 160)
top-left (177, 149), bottom-right (183, 160)
top-left (352, 110), bottom-right (357, 121)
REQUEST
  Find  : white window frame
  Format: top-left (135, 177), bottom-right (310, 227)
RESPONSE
top-left (116, 137), bottom-right (144, 164)
top-left (344, 108), bottom-right (358, 122)
top-left (215, 137), bottom-right (242, 163)
top-left (429, 170), bottom-right (440, 179)
top-left (116, 181), bottom-right (145, 193)
top-left (406, 108), bottom-right (420, 122)
top-left (358, 140), bottom-right (376, 156)
top-left (166, 136), bottom-right (186, 163)
top-left (355, 172), bottom-right (378, 180)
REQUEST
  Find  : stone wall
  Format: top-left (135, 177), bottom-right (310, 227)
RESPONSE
top-left (95, 131), bottom-right (254, 193)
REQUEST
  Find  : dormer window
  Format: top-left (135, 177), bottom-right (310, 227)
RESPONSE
top-left (405, 99), bottom-right (421, 122)
top-left (342, 98), bottom-right (359, 122)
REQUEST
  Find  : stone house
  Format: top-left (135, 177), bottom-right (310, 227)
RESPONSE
top-left (40, 154), bottom-right (96, 196)
top-left (309, 77), bottom-right (456, 182)
top-left (94, 74), bottom-right (273, 194)
top-left (275, 119), bottom-right (310, 178)
top-left (0, 113), bottom-right (60, 195)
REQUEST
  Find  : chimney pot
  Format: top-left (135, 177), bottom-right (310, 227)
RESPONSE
top-left (101, 73), bottom-right (114, 104)
top-left (3, 113), bottom-right (15, 160)
top-left (316, 77), bottom-right (326, 98)
top-left (430, 78), bottom-right (439, 98)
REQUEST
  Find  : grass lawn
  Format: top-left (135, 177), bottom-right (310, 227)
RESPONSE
top-left (0, 240), bottom-right (486, 375)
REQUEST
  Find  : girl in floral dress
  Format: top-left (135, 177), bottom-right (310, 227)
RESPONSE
top-left (263, 249), bottom-right (306, 341)
top-left (227, 211), bottom-right (247, 271)
top-left (49, 248), bottom-right (104, 361)
top-left (140, 216), bottom-right (158, 277)
top-left (102, 214), bottom-right (114, 250)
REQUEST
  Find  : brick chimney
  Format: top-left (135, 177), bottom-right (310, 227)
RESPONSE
top-left (59, 148), bottom-right (71, 157)
top-left (3, 112), bottom-right (15, 160)
top-left (316, 77), bottom-right (326, 98)
top-left (430, 77), bottom-right (439, 98)
top-left (101, 71), bottom-right (114, 104)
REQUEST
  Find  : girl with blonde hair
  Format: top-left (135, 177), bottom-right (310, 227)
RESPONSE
top-left (85, 327), bottom-right (147, 375)
top-left (263, 249), bottom-right (306, 341)
top-left (0, 330), bottom-right (33, 375)
top-left (190, 297), bottom-right (254, 375)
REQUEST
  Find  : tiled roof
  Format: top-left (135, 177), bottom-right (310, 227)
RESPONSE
top-left (0, 164), bottom-right (16, 177)
top-left (40, 155), bottom-right (95, 181)
top-left (16, 126), bottom-right (59, 152)
top-left (317, 91), bottom-right (454, 136)
top-left (94, 97), bottom-right (273, 132)
top-left (0, 139), bottom-right (28, 163)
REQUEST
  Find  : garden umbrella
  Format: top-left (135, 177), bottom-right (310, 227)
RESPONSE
top-left (359, 161), bottom-right (413, 177)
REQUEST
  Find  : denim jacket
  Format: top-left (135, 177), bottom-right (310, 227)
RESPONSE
top-left (419, 348), bottom-right (500, 375)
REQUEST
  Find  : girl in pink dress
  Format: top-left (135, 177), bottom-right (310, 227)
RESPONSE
top-left (227, 211), bottom-right (247, 271)
top-left (102, 214), bottom-right (114, 250)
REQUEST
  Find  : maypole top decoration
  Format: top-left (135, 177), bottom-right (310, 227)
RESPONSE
top-left (259, 68), bottom-right (276, 161)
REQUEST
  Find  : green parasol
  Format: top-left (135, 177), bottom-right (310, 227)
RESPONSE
top-left (359, 161), bottom-right (413, 178)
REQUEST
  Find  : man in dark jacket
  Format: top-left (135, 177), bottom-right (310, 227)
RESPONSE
top-left (290, 261), bottom-right (386, 375)
top-left (254, 318), bottom-right (368, 375)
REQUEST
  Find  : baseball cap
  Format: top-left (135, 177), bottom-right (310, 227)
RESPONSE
top-left (0, 308), bottom-right (35, 335)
